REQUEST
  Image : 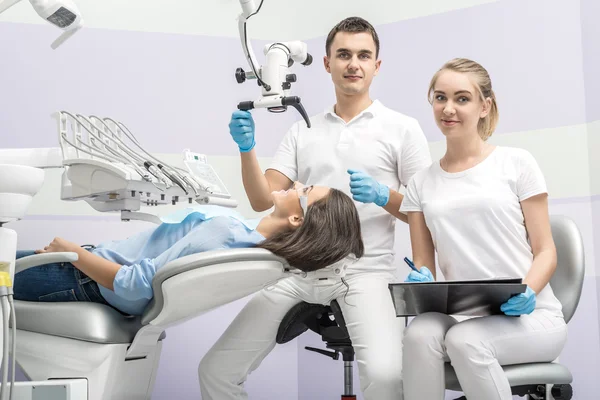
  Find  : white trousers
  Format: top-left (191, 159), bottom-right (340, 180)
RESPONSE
top-left (199, 272), bottom-right (404, 400)
top-left (402, 310), bottom-right (567, 400)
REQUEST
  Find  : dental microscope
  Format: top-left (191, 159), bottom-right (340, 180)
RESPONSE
top-left (235, 0), bottom-right (313, 127)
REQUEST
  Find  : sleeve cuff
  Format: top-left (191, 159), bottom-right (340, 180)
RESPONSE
top-left (399, 204), bottom-right (422, 213)
top-left (519, 189), bottom-right (548, 202)
top-left (112, 265), bottom-right (153, 301)
top-left (266, 164), bottom-right (297, 182)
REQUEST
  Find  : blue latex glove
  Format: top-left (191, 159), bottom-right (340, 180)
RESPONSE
top-left (500, 286), bottom-right (536, 316)
top-left (404, 266), bottom-right (434, 283)
top-left (228, 110), bottom-right (255, 152)
top-left (347, 169), bottom-right (390, 206)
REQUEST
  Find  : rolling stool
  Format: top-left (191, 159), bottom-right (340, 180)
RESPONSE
top-left (276, 300), bottom-right (356, 400)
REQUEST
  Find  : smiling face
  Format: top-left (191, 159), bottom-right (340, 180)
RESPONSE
top-left (324, 31), bottom-right (381, 97)
top-left (431, 69), bottom-right (492, 140)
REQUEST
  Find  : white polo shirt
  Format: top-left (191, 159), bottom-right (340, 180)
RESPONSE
top-left (269, 100), bottom-right (432, 273)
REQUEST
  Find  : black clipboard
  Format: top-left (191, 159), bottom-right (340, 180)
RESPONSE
top-left (389, 279), bottom-right (526, 317)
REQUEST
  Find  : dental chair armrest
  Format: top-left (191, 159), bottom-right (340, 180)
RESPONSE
top-left (15, 252), bottom-right (79, 273)
top-left (141, 248), bottom-right (291, 326)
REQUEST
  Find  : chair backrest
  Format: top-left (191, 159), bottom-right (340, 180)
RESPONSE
top-left (549, 215), bottom-right (585, 323)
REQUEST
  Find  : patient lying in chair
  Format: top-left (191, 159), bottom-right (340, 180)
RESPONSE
top-left (15, 182), bottom-right (364, 315)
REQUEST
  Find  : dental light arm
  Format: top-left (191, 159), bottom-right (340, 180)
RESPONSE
top-left (235, 0), bottom-right (312, 128)
top-left (0, 0), bottom-right (83, 49)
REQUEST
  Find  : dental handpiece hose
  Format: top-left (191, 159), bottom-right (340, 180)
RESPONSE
top-left (0, 293), bottom-right (4, 400)
top-left (7, 296), bottom-right (14, 400)
top-left (0, 272), bottom-right (15, 400)
top-left (0, 296), bottom-right (7, 399)
top-left (0, 297), bottom-right (8, 400)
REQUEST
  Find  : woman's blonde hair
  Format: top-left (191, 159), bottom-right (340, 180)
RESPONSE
top-left (427, 58), bottom-right (499, 141)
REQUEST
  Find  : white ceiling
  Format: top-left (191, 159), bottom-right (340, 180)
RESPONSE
top-left (0, 0), bottom-right (498, 40)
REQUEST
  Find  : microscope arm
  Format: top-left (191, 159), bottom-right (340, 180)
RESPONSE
top-left (237, 1), bottom-right (266, 90)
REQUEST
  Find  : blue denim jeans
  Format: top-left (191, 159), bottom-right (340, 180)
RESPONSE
top-left (14, 249), bottom-right (110, 306)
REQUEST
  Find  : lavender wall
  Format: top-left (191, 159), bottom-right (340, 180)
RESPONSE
top-left (0, 0), bottom-right (591, 150)
top-left (581, 0), bottom-right (600, 122)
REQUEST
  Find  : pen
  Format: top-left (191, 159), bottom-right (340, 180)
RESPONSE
top-left (403, 257), bottom-right (419, 273)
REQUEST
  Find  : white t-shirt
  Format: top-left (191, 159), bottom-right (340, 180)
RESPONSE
top-left (269, 100), bottom-right (431, 273)
top-left (400, 146), bottom-right (562, 315)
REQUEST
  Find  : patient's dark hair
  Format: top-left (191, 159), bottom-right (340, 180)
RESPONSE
top-left (256, 189), bottom-right (364, 272)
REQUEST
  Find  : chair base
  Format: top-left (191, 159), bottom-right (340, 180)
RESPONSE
top-left (514, 384), bottom-right (573, 400)
top-left (0, 379), bottom-right (88, 399)
top-left (453, 384), bottom-right (573, 400)
top-left (15, 329), bottom-right (162, 400)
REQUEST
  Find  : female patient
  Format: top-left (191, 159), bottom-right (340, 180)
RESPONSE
top-left (14, 182), bottom-right (364, 316)
top-left (399, 58), bottom-right (566, 400)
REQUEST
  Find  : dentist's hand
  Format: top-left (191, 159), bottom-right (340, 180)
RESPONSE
top-left (405, 266), bottom-right (434, 283)
top-left (347, 169), bottom-right (390, 206)
top-left (500, 286), bottom-right (536, 316)
top-left (229, 110), bottom-right (255, 152)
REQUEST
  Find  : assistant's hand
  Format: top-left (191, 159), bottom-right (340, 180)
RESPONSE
top-left (404, 266), bottom-right (434, 283)
top-left (347, 169), bottom-right (390, 206)
top-left (35, 237), bottom-right (78, 254)
top-left (500, 286), bottom-right (536, 316)
top-left (229, 110), bottom-right (255, 152)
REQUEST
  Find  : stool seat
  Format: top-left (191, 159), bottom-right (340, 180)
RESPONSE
top-left (276, 302), bottom-right (330, 344)
top-left (277, 300), bottom-right (351, 345)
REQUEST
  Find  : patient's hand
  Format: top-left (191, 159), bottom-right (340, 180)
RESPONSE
top-left (35, 237), bottom-right (78, 254)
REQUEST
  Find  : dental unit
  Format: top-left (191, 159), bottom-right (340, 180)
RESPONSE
top-left (0, 116), bottom-right (302, 399)
top-left (0, 0), bottom-right (316, 398)
top-left (55, 111), bottom-right (238, 224)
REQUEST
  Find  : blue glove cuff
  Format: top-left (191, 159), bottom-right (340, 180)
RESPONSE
top-left (239, 140), bottom-right (256, 153)
top-left (374, 184), bottom-right (390, 207)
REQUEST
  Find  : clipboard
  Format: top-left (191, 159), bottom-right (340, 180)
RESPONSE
top-left (389, 279), bottom-right (527, 317)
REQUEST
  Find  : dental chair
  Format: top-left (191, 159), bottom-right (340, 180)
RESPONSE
top-left (14, 248), bottom-right (293, 400)
top-left (277, 215), bottom-right (584, 400)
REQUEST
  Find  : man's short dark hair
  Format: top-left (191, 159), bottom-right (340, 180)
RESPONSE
top-left (325, 17), bottom-right (380, 58)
